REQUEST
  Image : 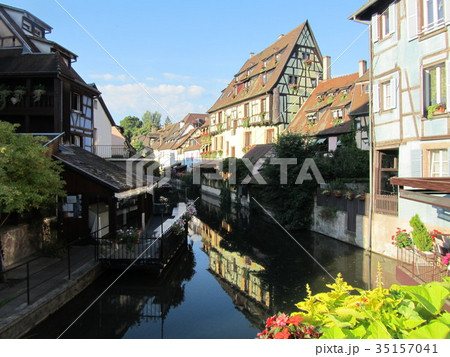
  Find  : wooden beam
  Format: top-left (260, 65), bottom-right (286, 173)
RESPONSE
top-left (390, 176), bottom-right (450, 192)
top-left (399, 189), bottom-right (450, 209)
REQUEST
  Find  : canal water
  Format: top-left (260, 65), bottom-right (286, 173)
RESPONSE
top-left (24, 197), bottom-right (397, 339)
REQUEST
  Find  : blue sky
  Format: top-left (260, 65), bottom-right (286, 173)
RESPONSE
top-left (10, 0), bottom-right (369, 123)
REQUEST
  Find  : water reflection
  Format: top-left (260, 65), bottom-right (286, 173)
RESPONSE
top-left (193, 198), bottom-right (386, 317)
top-left (25, 244), bottom-right (196, 339)
top-left (25, 197), bottom-right (398, 338)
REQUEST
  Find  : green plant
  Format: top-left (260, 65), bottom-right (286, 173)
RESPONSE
top-left (0, 85), bottom-right (11, 110)
top-left (318, 206), bottom-right (338, 221)
top-left (410, 214), bottom-right (433, 252)
top-left (259, 267), bottom-right (450, 339)
top-left (117, 227), bottom-right (141, 250)
top-left (427, 103), bottom-right (446, 119)
top-left (243, 117), bottom-right (250, 128)
top-left (11, 85), bottom-right (26, 105)
top-left (344, 190), bottom-right (355, 200)
top-left (391, 227), bottom-right (413, 248)
top-left (32, 84), bottom-right (46, 102)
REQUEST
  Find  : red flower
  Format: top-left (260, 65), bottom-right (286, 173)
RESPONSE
top-left (275, 313), bottom-right (289, 327)
top-left (287, 315), bottom-right (303, 326)
top-left (257, 329), bottom-right (268, 337)
top-left (274, 328), bottom-right (290, 339)
top-left (265, 315), bottom-right (276, 328)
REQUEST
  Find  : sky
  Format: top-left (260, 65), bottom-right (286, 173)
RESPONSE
top-left (9, 0), bottom-right (369, 123)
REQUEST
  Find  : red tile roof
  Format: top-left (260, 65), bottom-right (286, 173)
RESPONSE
top-left (208, 21), bottom-right (319, 113)
top-left (286, 72), bottom-right (366, 136)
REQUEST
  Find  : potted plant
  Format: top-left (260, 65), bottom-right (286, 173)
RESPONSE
top-left (117, 227), bottom-right (141, 251)
top-left (11, 85), bottom-right (26, 105)
top-left (427, 103), bottom-right (446, 119)
top-left (410, 214), bottom-right (434, 259)
top-left (32, 84), bottom-right (46, 102)
top-left (391, 227), bottom-right (413, 249)
top-left (355, 192), bottom-right (366, 201)
top-left (0, 85), bottom-right (11, 110)
top-left (321, 188), bottom-right (331, 196)
top-left (344, 190), bottom-right (355, 200)
top-left (243, 117), bottom-right (250, 128)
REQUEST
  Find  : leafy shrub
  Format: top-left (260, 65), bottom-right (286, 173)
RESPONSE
top-left (410, 214), bottom-right (433, 252)
top-left (257, 267), bottom-right (450, 339)
top-left (391, 227), bottom-right (413, 248)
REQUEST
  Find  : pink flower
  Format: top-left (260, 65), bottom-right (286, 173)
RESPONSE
top-left (275, 313), bottom-right (289, 327)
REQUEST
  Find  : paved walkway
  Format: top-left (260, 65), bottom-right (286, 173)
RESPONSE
top-left (0, 245), bottom-right (96, 335)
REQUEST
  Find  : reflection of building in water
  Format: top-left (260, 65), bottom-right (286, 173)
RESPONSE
top-left (191, 216), bottom-right (271, 310)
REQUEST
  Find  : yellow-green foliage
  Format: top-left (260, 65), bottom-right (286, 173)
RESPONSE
top-left (291, 267), bottom-right (450, 339)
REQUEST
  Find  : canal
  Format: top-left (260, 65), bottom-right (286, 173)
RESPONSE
top-left (24, 197), bottom-right (398, 339)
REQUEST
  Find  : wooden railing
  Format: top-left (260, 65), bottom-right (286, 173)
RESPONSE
top-left (374, 194), bottom-right (398, 216)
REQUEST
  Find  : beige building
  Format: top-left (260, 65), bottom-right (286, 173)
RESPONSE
top-left (207, 21), bottom-right (323, 158)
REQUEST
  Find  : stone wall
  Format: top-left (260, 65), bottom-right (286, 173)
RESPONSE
top-left (0, 224), bottom-right (39, 268)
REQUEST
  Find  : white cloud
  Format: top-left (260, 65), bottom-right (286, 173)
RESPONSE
top-left (163, 72), bottom-right (191, 81)
top-left (89, 73), bottom-right (128, 82)
top-left (98, 82), bottom-right (208, 122)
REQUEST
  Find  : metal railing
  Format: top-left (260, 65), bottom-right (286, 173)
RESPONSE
top-left (397, 247), bottom-right (449, 283)
top-left (93, 145), bottom-right (135, 159)
top-left (0, 237), bottom-right (95, 309)
top-left (94, 228), bottom-right (187, 269)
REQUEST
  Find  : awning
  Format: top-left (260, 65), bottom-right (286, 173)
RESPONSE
top-left (390, 177), bottom-right (450, 209)
top-left (114, 181), bottom-right (158, 200)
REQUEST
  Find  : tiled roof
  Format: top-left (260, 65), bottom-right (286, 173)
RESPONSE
top-left (208, 22), bottom-right (312, 113)
top-left (181, 113), bottom-right (209, 127)
top-left (242, 144), bottom-right (275, 164)
top-left (54, 145), bottom-right (152, 192)
top-left (287, 72), bottom-right (365, 136)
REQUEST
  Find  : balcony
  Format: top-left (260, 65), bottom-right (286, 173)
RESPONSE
top-left (93, 145), bottom-right (135, 159)
top-left (374, 194), bottom-right (398, 216)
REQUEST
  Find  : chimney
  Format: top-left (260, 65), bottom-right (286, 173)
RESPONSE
top-left (151, 125), bottom-right (157, 133)
top-left (359, 60), bottom-right (367, 77)
top-left (250, 52), bottom-right (254, 58)
top-left (278, 34), bottom-right (284, 40)
top-left (323, 56), bottom-right (331, 81)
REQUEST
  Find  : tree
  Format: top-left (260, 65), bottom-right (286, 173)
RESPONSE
top-left (0, 121), bottom-right (66, 278)
top-left (255, 132), bottom-right (319, 230)
top-left (120, 116), bottom-right (142, 141)
top-left (164, 116), bottom-right (172, 126)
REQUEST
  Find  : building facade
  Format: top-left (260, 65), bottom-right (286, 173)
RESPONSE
top-left (351, 0), bottom-right (450, 257)
top-left (207, 21), bottom-right (323, 158)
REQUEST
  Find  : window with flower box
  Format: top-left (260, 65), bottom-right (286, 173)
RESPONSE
top-left (423, 62), bottom-right (447, 117)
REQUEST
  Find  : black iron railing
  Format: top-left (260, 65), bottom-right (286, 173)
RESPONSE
top-left (0, 236), bottom-right (96, 309)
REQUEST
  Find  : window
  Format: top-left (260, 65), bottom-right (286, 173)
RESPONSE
top-left (261, 98), bottom-right (267, 113)
top-left (430, 149), bottom-right (448, 177)
top-left (244, 132), bottom-right (251, 147)
top-left (71, 92), bottom-right (81, 112)
top-left (218, 111), bottom-right (222, 123)
top-left (377, 150), bottom-right (398, 195)
top-left (423, 0), bottom-right (444, 31)
top-left (22, 19), bottom-right (32, 31)
top-left (266, 129), bottom-right (274, 144)
top-left (289, 75), bottom-right (297, 85)
top-left (252, 102), bottom-right (259, 115)
top-left (302, 52), bottom-right (310, 60)
top-left (262, 73), bottom-right (267, 84)
top-left (231, 146), bottom-right (235, 157)
top-left (311, 78), bottom-right (317, 88)
top-left (381, 7), bottom-right (391, 37)
top-left (33, 27), bottom-right (43, 37)
top-left (244, 103), bottom-right (249, 117)
top-left (382, 81), bottom-right (392, 109)
top-left (423, 63), bottom-right (446, 111)
top-left (372, 3), bottom-right (396, 42)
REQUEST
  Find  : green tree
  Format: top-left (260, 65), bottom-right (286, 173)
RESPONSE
top-left (255, 132), bottom-right (319, 230)
top-left (164, 116), bottom-right (172, 125)
top-left (0, 121), bottom-right (66, 277)
top-left (120, 116), bottom-right (142, 141)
